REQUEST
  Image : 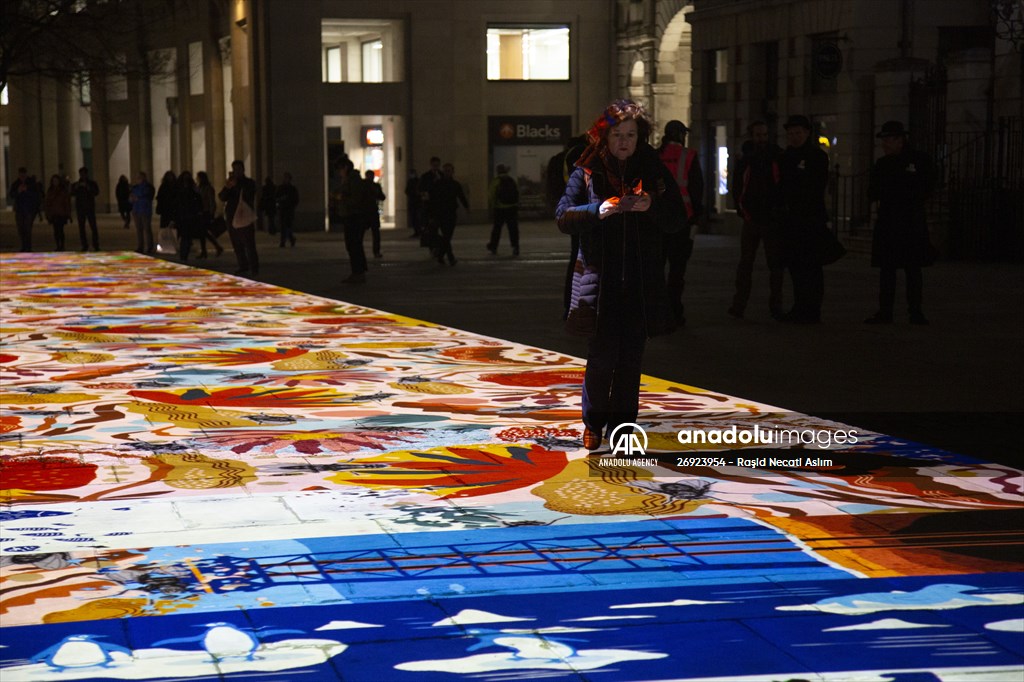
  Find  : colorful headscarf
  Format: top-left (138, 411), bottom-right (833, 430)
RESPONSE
top-left (576, 99), bottom-right (653, 170)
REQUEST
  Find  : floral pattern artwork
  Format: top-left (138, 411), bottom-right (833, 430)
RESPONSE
top-left (1, 252), bottom-right (1021, 682)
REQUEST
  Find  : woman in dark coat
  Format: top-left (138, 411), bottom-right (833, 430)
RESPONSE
top-left (155, 170), bottom-right (178, 230)
top-left (174, 171), bottom-right (204, 262)
top-left (556, 99), bottom-right (685, 451)
top-left (865, 121), bottom-right (936, 325)
top-left (115, 175), bottom-right (132, 228)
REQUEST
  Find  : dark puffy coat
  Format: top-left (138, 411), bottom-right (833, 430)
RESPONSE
top-left (556, 143), bottom-right (685, 338)
top-left (869, 149), bottom-right (935, 268)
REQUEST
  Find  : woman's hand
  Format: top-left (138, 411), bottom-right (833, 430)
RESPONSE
top-left (599, 197), bottom-right (621, 219)
top-left (600, 193), bottom-right (650, 218)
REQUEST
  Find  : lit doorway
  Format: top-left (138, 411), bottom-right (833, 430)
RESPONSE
top-left (323, 114), bottom-right (404, 231)
top-left (712, 123), bottom-right (730, 215)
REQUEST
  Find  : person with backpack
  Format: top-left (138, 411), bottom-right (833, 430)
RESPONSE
top-left (487, 164), bottom-right (520, 256)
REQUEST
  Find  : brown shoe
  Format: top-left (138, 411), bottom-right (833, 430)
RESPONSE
top-left (583, 427), bottom-right (602, 451)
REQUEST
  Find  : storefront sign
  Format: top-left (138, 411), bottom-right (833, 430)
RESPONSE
top-left (489, 116), bottom-right (571, 146)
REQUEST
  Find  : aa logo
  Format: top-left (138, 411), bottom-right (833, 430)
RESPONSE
top-left (608, 423), bottom-right (648, 456)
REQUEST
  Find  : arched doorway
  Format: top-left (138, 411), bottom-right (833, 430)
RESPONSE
top-left (628, 58), bottom-right (646, 102)
top-left (654, 7), bottom-right (693, 129)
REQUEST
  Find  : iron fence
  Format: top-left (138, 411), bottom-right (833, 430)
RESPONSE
top-left (830, 116), bottom-right (1023, 261)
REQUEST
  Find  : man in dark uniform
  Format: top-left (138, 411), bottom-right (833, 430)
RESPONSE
top-left (70, 166), bottom-right (100, 251)
top-left (865, 121), bottom-right (936, 325)
top-left (418, 157), bottom-right (443, 251)
top-left (729, 120), bottom-right (785, 320)
top-left (779, 114), bottom-right (830, 323)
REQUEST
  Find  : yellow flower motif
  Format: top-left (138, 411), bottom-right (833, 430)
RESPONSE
top-left (43, 598), bottom-right (150, 623)
top-left (145, 452), bottom-right (257, 489)
top-left (166, 307), bottom-right (222, 318)
top-left (387, 380), bottom-right (473, 395)
top-left (123, 401), bottom-right (266, 428)
top-left (0, 392), bottom-right (100, 404)
top-left (51, 351), bottom-right (116, 364)
top-left (54, 331), bottom-right (122, 343)
top-left (273, 350), bottom-right (350, 370)
top-left (532, 459), bottom-right (706, 516)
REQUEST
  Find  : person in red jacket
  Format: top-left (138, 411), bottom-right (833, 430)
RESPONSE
top-left (657, 120), bottom-right (703, 327)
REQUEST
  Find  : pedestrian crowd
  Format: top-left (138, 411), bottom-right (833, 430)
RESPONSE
top-left (8, 110), bottom-right (932, 327)
top-left (8, 162), bottom-right (301, 279)
top-left (554, 98), bottom-right (937, 452)
top-left (725, 114), bottom-right (933, 325)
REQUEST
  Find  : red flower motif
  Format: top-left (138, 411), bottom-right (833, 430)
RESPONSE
top-left (1, 456), bottom-right (97, 491)
top-left (129, 386), bottom-right (356, 408)
top-left (479, 369), bottom-right (584, 387)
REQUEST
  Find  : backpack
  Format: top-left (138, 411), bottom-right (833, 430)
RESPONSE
top-left (496, 175), bottom-right (519, 204)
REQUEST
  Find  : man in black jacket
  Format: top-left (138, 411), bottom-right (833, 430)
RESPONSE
top-left (865, 121), bottom-right (936, 325)
top-left (779, 115), bottom-right (830, 323)
top-left (430, 163), bottom-right (469, 266)
top-left (71, 167), bottom-right (100, 251)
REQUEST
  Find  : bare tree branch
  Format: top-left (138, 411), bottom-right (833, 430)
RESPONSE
top-left (0, 0), bottom-right (210, 91)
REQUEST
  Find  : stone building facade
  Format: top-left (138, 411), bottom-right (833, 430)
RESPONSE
top-left (614, 0), bottom-right (1022, 254)
top-left (1, 0), bottom-right (618, 229)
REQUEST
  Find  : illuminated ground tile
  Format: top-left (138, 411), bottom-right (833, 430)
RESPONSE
top-left (1, 252), bottom-right (1022, 681)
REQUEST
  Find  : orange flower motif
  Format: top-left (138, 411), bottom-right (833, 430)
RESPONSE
top-left (0, 415), bottom-right (22, 433)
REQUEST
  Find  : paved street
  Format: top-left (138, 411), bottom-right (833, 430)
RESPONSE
top-left (1, 217), bottom-right (1022, 681)
top-left (3, 211), bottom-right (1020, 464)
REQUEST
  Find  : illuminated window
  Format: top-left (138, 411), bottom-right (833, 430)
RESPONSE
top-left (706, 48), bottom-right (727, 102)
top-left (487, 25), bottom-right (570, 81)
top-left (326, 46), bottom-right (344, 83)
top-left (362, 40), bottom-right (383, 82)
top-left (322, 19), bottom-right (402, 83)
